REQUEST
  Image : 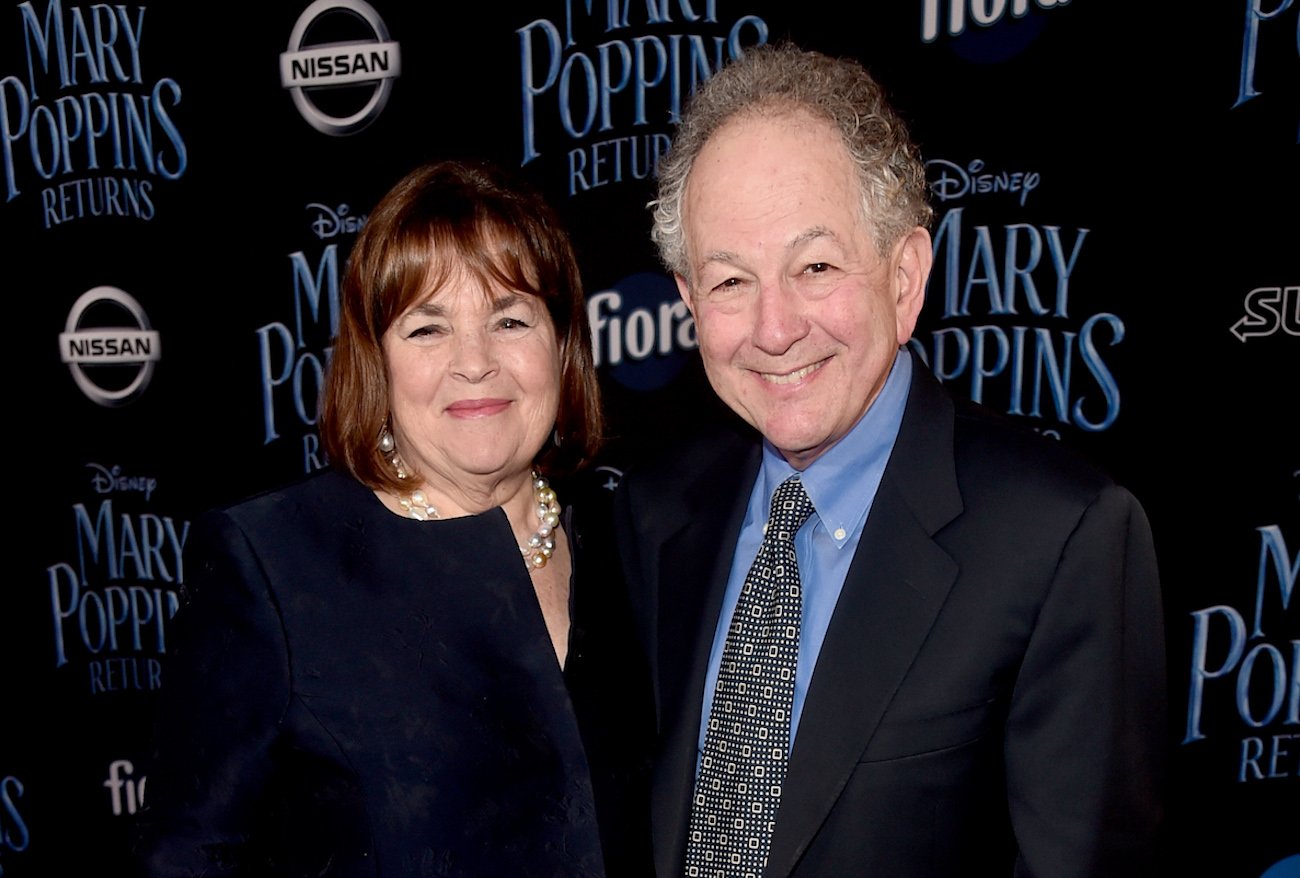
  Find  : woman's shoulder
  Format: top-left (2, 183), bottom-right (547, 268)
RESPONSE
top-left (188, 470), bottom-right (383, 566)
top-left (213, 467), bottom-right (369, 522)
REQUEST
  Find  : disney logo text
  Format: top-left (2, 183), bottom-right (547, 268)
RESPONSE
top-left (87, 463), bottom-right (157, 501)
top-left (927, 159), bottom-right (1041, 206)
top-left (307, 203), bottom-right (367, 240)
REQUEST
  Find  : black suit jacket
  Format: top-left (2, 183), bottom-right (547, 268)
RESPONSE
top-left (136, 468), bottom-right (652, 878)
top-left (614, 361), bottom-right (1166, 878)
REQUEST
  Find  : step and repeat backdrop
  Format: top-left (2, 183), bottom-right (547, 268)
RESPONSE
top-left (3, 1), bottom-right (1296, 875)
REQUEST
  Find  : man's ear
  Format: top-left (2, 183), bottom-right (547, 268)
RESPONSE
top-left (675, 273), bottom-right (697, 318)
top-left (893, 226), bottom-right (933, 345)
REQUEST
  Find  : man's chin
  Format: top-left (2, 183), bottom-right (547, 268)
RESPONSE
top-left (758, 424), bottom-right (839, 470)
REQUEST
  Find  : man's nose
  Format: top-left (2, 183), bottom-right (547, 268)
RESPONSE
top-left (751, 282), bottom-right (809, 355)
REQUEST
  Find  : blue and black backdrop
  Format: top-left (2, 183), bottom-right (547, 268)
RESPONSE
top-left (3, 1), bottom-right (1296, 875)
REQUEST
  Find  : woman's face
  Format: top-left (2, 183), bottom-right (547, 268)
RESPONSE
top-left (382, 267), bottom-right (561, 490)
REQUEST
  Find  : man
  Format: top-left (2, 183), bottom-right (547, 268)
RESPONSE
top-left (614, 43), bottom-right (1166, 878)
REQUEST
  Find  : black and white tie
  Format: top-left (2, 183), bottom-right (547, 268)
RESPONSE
top-left (684, 475), bottom-right (815, 878)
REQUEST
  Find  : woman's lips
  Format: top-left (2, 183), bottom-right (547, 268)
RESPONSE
top-left (445, 398), bottom-right (511, 418)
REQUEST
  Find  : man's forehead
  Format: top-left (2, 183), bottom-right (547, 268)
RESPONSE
top-left (697, 227), bottom-right (843, 264)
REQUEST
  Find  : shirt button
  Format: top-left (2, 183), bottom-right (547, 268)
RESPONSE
top-left (833, 527), bottom-right (847, 540)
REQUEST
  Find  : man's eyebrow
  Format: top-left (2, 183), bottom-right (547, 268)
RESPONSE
top-left (789, 226), bottom-right (837, 249)
top-left (693, 226), bottom-right (841, 273)
top-left (698, 250), bottom-right (741, 269)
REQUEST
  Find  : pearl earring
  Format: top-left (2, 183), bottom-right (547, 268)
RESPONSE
top-left (379, 423), bottom-right (409, 478)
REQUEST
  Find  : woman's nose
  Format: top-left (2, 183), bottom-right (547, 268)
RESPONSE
top-left (449, 331), bottom-right (498, 382)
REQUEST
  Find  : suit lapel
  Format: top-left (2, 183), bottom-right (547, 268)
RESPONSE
top-left (765, 364), bottom-right (965, 878)
top-left (650, 437), bottom-right (761, 878)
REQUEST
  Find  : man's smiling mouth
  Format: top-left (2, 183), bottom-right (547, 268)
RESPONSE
top-left (759, 358), bottom-right (828, 385)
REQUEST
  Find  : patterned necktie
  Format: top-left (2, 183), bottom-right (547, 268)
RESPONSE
top-left (684, 475), bottom-right (815, 878)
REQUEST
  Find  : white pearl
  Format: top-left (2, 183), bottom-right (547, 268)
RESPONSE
top-left (398, 469), bottom-right (560, 575)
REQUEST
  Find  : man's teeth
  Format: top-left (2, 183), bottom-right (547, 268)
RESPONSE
top-left (761, 360), bottom-right (824, 385)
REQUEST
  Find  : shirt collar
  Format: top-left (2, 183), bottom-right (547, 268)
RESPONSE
top-left (757, 348), bottom-right (912, 548)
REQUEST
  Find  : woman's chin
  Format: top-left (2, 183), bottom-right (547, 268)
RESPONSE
top-left (436, 455), bottom-right (537, 484)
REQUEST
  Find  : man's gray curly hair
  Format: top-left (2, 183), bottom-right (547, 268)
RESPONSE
top-left (650, 43), bottom-right (932, 279)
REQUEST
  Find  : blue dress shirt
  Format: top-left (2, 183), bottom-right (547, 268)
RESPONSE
top-left (697, 348), bottom-right (913, 758)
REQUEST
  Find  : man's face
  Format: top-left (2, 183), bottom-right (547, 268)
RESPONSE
top-left (677, 110), bottom-right (932, 469)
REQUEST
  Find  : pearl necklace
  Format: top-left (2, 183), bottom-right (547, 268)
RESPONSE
top-left (396, 471), bottom-right (562, 570)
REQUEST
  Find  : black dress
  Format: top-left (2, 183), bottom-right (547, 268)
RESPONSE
top-left (135, 467), bottom-right (653, 878)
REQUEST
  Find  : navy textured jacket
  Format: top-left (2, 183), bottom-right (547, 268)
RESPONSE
top-left (136, 467), bottom-right (652, 878)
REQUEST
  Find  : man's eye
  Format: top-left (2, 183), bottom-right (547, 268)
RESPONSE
top-left (805, 262), bottom-right (831, 274)
top-left (711, 277), bottom-right (742, 292)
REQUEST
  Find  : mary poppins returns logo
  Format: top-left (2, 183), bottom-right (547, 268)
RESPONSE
top-left (517, 0), bottom-right (770, 196)
top-left (1184, 513), bottom-right (1300, 782)
top-left (914, 159), bottom-right (1121, 435)
top-left (1, 0), bottom-right (189, 227)
top-left (44, 464), bottom-right (185, 695)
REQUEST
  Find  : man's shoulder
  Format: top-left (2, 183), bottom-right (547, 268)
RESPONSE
top-left (942, 394), bottom-right (1123, 517)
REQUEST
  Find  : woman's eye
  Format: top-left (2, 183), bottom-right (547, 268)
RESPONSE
top-left (805, 262), bottom-right (831, 274)
top-left (498, 317), bottom-right (530, 330)
top-left (407, 324), bottom-right (445, 338)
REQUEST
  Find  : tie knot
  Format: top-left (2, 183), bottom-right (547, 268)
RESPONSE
top-left (767, 476), bottom-right (815, 542)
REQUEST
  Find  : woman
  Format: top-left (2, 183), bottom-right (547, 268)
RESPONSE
top-left (136, 160), bottom-right (652, 877)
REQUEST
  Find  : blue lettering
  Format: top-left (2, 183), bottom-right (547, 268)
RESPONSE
top-left (1235, 0), bottom-right (1296, 107)
top-left (1, 775), bottom-right (29, 852)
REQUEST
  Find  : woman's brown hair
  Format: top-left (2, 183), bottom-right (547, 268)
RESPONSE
top-left (319, 159), bottom-right (602, 493)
